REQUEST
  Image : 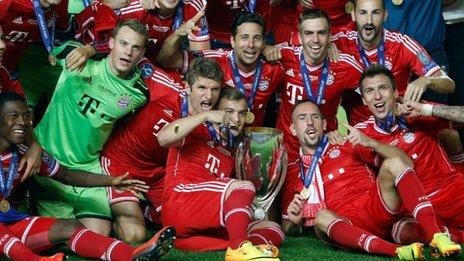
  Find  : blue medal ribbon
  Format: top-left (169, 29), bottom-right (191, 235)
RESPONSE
top-left (229, 52), bottom-right (263, 109)
top-left (180, 91), bottom-right (189, 118)
top-left (32, 0), bottom-right (55, 55)
top-left (172, 1), bottom-right (184, 31)
top-left (0, 151), bottom-right (19, 199)
top-left (82, 0), bottom-right (91, 7)
top-left (300, 135), bottom-right (328, 188)
top-left (375, 112), bottom-right (409, 132)
top-left (245, 0), bottom-right (256, 13)
top-left (357, 31), bottom-right (385, 68)
top-left (299, 52), bottom-right (329, 105)
top-left (206, 122), bottom-right (234, 148)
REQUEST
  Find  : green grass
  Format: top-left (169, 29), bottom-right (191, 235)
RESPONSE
top-left (14, 229), bottom-right (464, 261)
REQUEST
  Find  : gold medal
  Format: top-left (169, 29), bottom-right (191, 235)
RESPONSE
top-left (48, 54), bottom-right (57, 66)
top-left (345, 1), bottom-right (354, 14)
top-left (392, 0), bottom-right (403, 5)
top-left (245, 110), bottom-right (255, 124)
top-left (300, 187), bottom-right (311, 200)
top-left (0, 199), bottom-right (10, 213)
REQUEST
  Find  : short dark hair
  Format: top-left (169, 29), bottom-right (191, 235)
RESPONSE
top-left (231, 11), bottom-right (265, 37)
top-left (219, 86), bottom-right (247, 103)
top-left (359, 64), bottom-right (396, 92)
top-left (185, 57), bottom-right (224, 87)
top-left (0, 92), bottom-right (26, 113)
top-left (298, 9), bottom-right (331, 33)
top-left (113, 19), bottom-right (148, 47)
top-left (353, 0), bottom-right (385, 11)
top-left (291, 100), bottom-right (324, 120)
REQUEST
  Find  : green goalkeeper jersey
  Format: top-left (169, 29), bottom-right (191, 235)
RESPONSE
top-left (35, 41), bottom-right (148, 172)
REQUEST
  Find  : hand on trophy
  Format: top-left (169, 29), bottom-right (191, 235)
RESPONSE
top-left (287, 194), bottom-right (305, 225)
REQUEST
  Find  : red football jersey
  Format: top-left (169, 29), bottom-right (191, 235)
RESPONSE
top-left (288, 142), bottom-right (377, 213)
top-left (185, 49), bottom-right (284, 126)
top-left (0, 0), bottom-right (69, 71)
top-left (356, 116), bottom-right (462, 194)
top-left (164, 124), bottom-right (236, 201)
top-left (101, 66), bottom-right (185, 182)
top-left (333, 29), bottom-right (441, 124)
top-left (277, 46), bottom-right (363, 161)
top-left (120, 0), bottom-right (209, 59)
top-left (1, 146), bottom-right (60, 203)
top-left (312, 0), bottom-right (355, 34)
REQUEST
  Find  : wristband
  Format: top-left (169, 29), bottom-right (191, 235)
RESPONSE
top-left (421, 104), bottom-right (434, 116)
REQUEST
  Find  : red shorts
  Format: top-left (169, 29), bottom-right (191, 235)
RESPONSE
top-left (161, 179), bottom-right (234, 250)
top-left (335, 179), bottom-right (398, 239)
top-left (4, 216), bottom-right (56, 252)
top-left (428, 180), bottom-right (464, 229)
top-left (101, 156), bottom-right (164, 211)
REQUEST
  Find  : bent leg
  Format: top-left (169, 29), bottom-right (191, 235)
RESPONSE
top-left (111, 201), bottom-right (146, 243)
top-left (314, 209), bottom-right (400, 257)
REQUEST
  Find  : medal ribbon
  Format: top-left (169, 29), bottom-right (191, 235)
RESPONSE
top-left (299, 135), bottom-right (328, 188)
top-left (229, 52), bottom-right (263, 109)
top-left (32, 0), bottom-right (55, 55)
top-left (180, 91), bottom-right (189, 118)
top-left (245, 0), bottom-right (256, 13)
top-left (375, 112), bottom-right (409, 132)
top-left (82, 0), bottom-right (91, 7)
top-left (0, 151), bottom-right (19, 199)
top-left (206, 122), bottom-right (234, 148)
top-left (299, 52), bottom-right (329, 105)
top-left (172, 1), bottom-right (184, 31)
top-left (357, 31), bottom-right (385, 68)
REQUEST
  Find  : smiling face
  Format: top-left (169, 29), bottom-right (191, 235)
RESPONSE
top-left (108, 26), bottom-right (146, 78)
top-left (218, 97), bottom-right (248, 137)
top-left (290, 102), bottom-right (326, 154)
top-left (352, 0), bottom-right (387, 49)
top-left (361, 73), bottom-right (397, 120)
top-left (230, 22), bottom-right (265, 72)
top-left (0, 101), bottom-right (31, 147)
top-left (187, 76), bottom-right (222, 114)
top-left (299, 17), bottom-right (330, 65)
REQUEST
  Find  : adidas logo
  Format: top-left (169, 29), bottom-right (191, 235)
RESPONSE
top-left (163, 109), bottom-right (173, 117)
top-left (13, 17), bottom-right (23, 24)
top-left (286, 69), bottom-right (294, 77)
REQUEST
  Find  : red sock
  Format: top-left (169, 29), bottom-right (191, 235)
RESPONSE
top-left (247, 224), bottom-right (285, 247)
top-left (447, 227), bottom-right (464, 244)
top-left (0, 225), bottom-right (41, 261)
top-left (223, 183), bottom-right (255, 249)
top-left (391, 218), bottom-right (427, 244)
top-left (68, 228), bottom-right (134, 261)
top-left (395, 168), bottom-right (441, 240)
top-left (327, 219), bottom-right (398, 256)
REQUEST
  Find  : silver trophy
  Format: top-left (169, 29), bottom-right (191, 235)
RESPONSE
top-left (235, 127), bottom-right (287, 220)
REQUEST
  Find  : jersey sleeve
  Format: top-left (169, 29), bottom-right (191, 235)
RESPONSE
top-left (74, 1), bottom-right (118, 54)
top-left (38, 151), bottom-right (61, 177)
top-left (184, 0), bottom-right (210, 43)
top-left (339, 53), bottom-right (363, 90)
top-left (0, 0), bottom-right (13, 19)
top-left (55, 0), bottom-right (70, 31)
top-left (352, 143), bottom-right (380, 167)
top-left (399, 34), bottom-right (441, 77)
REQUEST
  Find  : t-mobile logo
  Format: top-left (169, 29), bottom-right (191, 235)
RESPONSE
top-left (204, 154), bottom-right (220, 174)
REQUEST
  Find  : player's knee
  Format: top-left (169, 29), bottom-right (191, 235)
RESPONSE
top-left (381, 157), bottom-right (409, 178)
top-left (314, 209), bottom-right (337, 233)
top-left (118, 226), bottom-right (147, 244)
top-left (226, 180), bottom-right (256, 199)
